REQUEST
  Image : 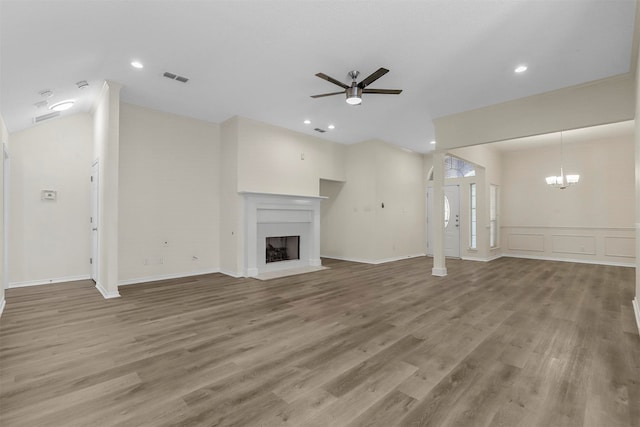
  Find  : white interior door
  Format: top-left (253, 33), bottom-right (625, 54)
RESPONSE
top-left (427, 185), bottom-right (460, 258)
top-left (90, 161), bottom-right (99, 282)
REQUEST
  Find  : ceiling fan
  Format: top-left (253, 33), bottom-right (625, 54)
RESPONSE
top-left (311, 67), bottom-right (402, 105)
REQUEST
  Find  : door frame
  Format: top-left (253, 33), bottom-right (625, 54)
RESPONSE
top-left (90, 160), bottom-right (99, 282)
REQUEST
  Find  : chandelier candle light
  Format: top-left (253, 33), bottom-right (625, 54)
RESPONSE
top-left (545, 131), bottom-right (579, 189)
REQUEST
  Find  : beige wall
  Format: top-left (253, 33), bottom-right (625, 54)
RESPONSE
top-left (501, 135), bottom-right (634, 265)
top-left (118, 104), bottom-right (220, 284)
top-left (8, 114), bottom-right (93, 286)
top-left (236, 117), bottom-right (346, 196)
top-left (635, 42), bottom-right (640, 310)
top-left (434, 75), bottom-right (635, 149)
top-left (320, 140), bottom-right (425, 263)
top-left (0, 114), bottom-right (8, 310)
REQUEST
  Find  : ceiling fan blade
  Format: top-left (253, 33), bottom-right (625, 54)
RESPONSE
top-left (362, 89), bottom-right (403, 94)
top-left (358, 67), bottom-right (389, 88)
top-left (315, 73), bottom-right (349, 89)
top-left (310, 91), bottom-right (345, 98)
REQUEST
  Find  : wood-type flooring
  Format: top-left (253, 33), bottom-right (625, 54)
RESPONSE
top-left (1, 257), bottom-right (639, 426)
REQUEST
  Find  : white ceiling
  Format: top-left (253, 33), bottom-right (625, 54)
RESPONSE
top-left (0, 0), bottom-right (636, 153)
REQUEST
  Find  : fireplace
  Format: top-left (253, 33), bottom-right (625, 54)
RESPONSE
top-left (266, 236), bottom-right (300, 263)
top-left (241, 192), bottom-right (325, 277)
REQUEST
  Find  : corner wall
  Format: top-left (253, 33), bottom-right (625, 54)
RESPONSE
top-left (320, 140), bottom-right (425, 263)
top-left (118, 104), bottom-right (220, 284)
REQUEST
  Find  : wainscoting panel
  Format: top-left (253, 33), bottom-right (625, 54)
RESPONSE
top-left (502, 226), bottom-right (635, 266)
top-left (551, 234), bottom-right (596, 255)
top-left (604, 236), bottom-right (635, 258)
top-left (507, 233), bottom-right (544, 252)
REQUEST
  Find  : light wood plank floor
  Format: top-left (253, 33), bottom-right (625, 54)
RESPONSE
top-left (1, 257), bottom-right (639, 426)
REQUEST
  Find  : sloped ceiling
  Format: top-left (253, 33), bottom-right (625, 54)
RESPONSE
top-left (0, 0), bottom-right (636, 152)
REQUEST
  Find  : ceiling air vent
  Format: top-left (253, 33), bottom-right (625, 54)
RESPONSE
top-left (33, 111), bottom-right (60, 124)
top-left (314, 128), bottom-right (326, 133)
top-left (163, 71), bottom-right (189, 83)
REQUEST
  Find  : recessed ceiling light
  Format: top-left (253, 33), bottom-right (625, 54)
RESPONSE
top-left (49, 100), bottom-right (75, 111)
top-left (328, 124), bottom-right (335, 130)
top-left (131, 61), bottom-right (144, 69)
top-left (303, 119), bottom-right (311, 125)
top-left (430, 140), bottom-right (436, 145)
top-left (514, 65), bottom-right (528, 73)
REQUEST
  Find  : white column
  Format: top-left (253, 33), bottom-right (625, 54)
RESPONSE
top-left (432, 150), bottom-right (447, 276)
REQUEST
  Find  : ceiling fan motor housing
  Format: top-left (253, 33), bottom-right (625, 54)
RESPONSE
top-left (346, 85), bottom-right (362, 104)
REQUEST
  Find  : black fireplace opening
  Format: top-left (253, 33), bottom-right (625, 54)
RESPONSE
top-left (266, 236), bottom-right (300, 263)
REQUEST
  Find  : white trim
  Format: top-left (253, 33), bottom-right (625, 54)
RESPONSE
top-left (432, 267), bottom-right (448, 276)
top-left (220, 270), bottom-right (243, 278)
top-left (0, 297), bottom-right (5, 317)
top-left (243, 192), bottom-right (324, 277)
top-left (95, 283), bottom-right (120, 299)
top-left (501, 253), bottom-right (635, 268)
top-left (117, 269), bottom-right (220, 286)
top-left (632, 298), bottom-right (640, 337)
top-left (502, 225), bottom-right (635, 231)
top-left (461, 254), bottom-right (503, 262)
top-left (238, 191), bottom-right (326, 200)
top-left (9, 275), bottom-right (91, 288)
top-left (321, 253), bottom-right (426, 265)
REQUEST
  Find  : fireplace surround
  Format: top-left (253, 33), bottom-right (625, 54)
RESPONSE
top-left (241, 192), bottom-right (324, 277)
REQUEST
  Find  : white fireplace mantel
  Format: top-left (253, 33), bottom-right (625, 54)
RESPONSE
top-left (241, 192), bottom-right (326, 277)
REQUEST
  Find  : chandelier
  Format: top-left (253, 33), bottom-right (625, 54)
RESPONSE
top-left (545, 132), bottom-right (579, 189)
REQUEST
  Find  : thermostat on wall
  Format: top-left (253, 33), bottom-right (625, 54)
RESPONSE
top-left (41, 190), bottom-right (57, 201)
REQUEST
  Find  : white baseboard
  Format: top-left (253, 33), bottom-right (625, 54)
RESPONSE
top-left (95, 283), bottom-right (120, 299)
top-left (118, 268), bottom-right (220, 286)
top-left (461, 254), bottom-right (503, 262)
top-left (321, 253), bottom-right (426, 265)
top-left (431, 267), bottom-right (447, 276)
top-left (501, 253), bottom-right (635, 268)
top-left (220, 270), bottom-right (243, 278)
top-left (0, 297), bottom-right (5, 317)
top-left (9, 275), bottom-right (91, 288)
top-left (633, 298), bottom-right (640, 337)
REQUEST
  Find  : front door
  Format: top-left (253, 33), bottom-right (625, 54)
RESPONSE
top-left (427, 185), bottom-right (460, 258)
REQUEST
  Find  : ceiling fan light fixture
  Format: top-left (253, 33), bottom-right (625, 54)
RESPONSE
top-left (345, 86), bottom-right (362, 105)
